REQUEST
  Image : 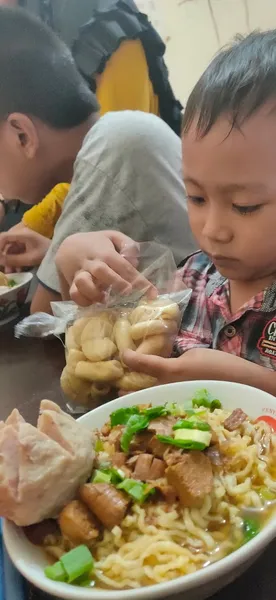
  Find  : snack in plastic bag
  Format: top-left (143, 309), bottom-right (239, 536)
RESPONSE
top-left (15, 242), bottom-right (192, 413)
top-left (61, 291), bottom-right (189, 411)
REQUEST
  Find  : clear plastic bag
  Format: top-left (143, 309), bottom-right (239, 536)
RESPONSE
top-left (16, 242), bottom-right (191, 413)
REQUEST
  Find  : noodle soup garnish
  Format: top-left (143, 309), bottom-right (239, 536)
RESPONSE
top-left (23, 391), bottom-right (276, 590)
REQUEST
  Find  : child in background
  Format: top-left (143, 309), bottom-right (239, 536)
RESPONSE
top-left (55, 31), bottom-right (276, 397)
top-left (0, 8), bottom-right (195, 312)
top-left (9, 0), bottom-right (181, 241)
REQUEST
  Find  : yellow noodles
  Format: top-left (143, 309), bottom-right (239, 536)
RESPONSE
top-left (46, 408), bottom-right (276, 589)
top-left (90, 408), bottom-right (276, 589)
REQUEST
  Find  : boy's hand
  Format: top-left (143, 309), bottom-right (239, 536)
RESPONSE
top-left (123, 347), bottom-right (276, 399)
top-left (122, 347), bottom-right (239, 386)
top-left (56, 231), bottom-right (154, 305)
top-left (0, 227), bottom-right (50, 270)
top-left (122, 349), bottom-right (188, 385)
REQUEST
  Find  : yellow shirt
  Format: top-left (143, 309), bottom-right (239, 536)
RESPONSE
top-left (23, 39), bottom-right (159, 239)
top-left (23, 184), bottom-right (70, 238)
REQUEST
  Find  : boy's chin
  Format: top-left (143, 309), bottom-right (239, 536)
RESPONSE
top-left (212, 262), bottom-right (242, 280)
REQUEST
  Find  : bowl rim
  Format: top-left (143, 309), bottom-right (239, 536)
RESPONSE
top-left (3, 380), bottom-right (276, 600)
top-left (0, 271), bottom-right (33, 298)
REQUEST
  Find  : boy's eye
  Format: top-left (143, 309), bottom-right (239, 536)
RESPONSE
top-left (233, 204), bottom-right (262, 215)
top-left (187, 195), bottom-right (205, 205)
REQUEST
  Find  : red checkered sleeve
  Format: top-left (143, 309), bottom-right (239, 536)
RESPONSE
top-left (174, 253), bottom-right (213, 355)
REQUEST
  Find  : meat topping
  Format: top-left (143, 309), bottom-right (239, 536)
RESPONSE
top-left (166, 451), bottom-right (213, 508)
top-left (148, 416), bottom-right (176, 437)
top-left (79, 483), bottom-right (130, 529)
top-left (133, 453), bottom-right (165, 481)
top-left (130, 430), bottom-right (153, 453)
top-left (153, 479), bottom-right (177, 504)
top-left (205, 445), bottom-right (224, 467)
top-left (107, 425), bottom-right (124, 450)
top-left (23, 519), bottom-right (60, 546)
top-left (111, 452), bottom-right (127, 468)
top-left (58, 499), bottom-right (100, 546)
top-left (163, 447), bottom-right (184, 466)
top-left (224, 409), bottom-right (247, 431)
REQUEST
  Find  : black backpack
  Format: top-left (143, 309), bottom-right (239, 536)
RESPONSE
top-left (18, 0), bottom-right (183, 136)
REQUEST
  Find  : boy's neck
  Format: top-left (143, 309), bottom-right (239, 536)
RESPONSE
top-left (229, 274), bottom-right (276, 314)
top-left (42, 113), bottom-right (98, 185)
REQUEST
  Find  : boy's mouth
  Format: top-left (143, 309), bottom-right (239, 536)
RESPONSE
top-left (209, 254), bottom-right (239, 266)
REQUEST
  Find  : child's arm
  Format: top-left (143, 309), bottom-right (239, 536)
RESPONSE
top-left (122, 348), bottom-right (276, 396)
top-left (22, 183), bottom-right (69, 239)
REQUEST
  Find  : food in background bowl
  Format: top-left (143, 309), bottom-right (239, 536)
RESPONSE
top-left (0, 271), bottom-right (33, 321)
top-left (2, 381), bottom-right (276, 600)
top-left (0, 271), bottom-right (17, 290)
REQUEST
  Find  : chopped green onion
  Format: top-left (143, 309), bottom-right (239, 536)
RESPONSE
top-left (97, 460), bottom-right (111, 471)
top-left (110, 407), bottom-right (139, 427)
top-left (259, 487), bottom-right (275, 502)
top-left (95, 439), bottom-right (104, 452)
top-left (192, 389), bottom-right (222, 411)
top-left (210, 399), bottom-right (222, 411)
top-left (44, 561), bottom-right (67, 582)
top-left (165, 402), bottom-right (187, 416)
top-left (142, 405), bottom-right (168, 419)
top-left (111, 405), bottom-right (169, 430)
top-left (8, 279), bottom-right (17, 288)
top-left (91, 469), bottom-right (112, 484)
top-left (109, 467), bottom-right (125, 484)
top-left (185, 409), bottom-right (197, 416)
top-left (243, 518), bottom-right (260, 543)
top-left (91, 467), bottom-right (125, 485)
top-left (173, 419), bottom-right (211, 432)
top-left (117, 478), bottom-right (155, 503)
top-left (120, 414), bottom-right (149, 452)
top-left (156, 434), bottom-right (206, 451)
top-left (60, 545), bottom-right (94, 584)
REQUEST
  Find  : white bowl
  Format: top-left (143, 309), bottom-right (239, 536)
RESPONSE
top-left (0, 272), bottom-right (33, 322)
top-left (3, 380), bottom-right (276, 600)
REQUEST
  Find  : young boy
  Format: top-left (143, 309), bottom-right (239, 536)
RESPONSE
top-left (0, 7), bottom-right (195, 311)
top-left (56, 31), bottom-right (276, 396)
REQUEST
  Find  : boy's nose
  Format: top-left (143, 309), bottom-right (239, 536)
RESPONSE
top-left (202, 212), bottom-right (233, 244)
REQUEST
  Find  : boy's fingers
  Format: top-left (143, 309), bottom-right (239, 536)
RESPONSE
top-left (70, 272), bottom-right (104, 306)
top-left (122, 349), bottom-right (166, 378)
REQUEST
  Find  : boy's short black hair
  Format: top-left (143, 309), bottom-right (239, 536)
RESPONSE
top-left (183, 30), bottom-right (276, 137)
top-left (0, 6), bottom-right (99, 129)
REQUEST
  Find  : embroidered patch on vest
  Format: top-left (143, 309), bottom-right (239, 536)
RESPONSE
top-left (257, 318), bottom-right (276, 358)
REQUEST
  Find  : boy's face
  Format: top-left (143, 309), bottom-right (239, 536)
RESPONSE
top-left (182, 105), bottom-right (276, 282)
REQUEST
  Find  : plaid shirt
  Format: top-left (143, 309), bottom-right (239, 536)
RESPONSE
top-left (176, 251), bottom-right (276, 371)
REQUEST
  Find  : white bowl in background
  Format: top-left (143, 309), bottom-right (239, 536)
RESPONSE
top-left (3, 380), bottom-right (276, 600)
top-left (0, 272), bottom-right (33, 323)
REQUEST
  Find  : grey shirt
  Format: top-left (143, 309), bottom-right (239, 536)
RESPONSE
top-left (37, 111), bottom-right (196, 293)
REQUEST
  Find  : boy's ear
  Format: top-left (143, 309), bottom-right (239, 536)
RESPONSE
top-left (6, 113), bottom-right (39, 159)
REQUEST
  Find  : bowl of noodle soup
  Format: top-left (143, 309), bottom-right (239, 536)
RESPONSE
top-left (3, 380), bottom-right (276, 600)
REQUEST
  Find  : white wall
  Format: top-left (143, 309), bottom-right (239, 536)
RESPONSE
top-left (136, 0), bottom-right (276, 104)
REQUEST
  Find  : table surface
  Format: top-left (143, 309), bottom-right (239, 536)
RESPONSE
top-left (1, 318), bottom-right (276, 600)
